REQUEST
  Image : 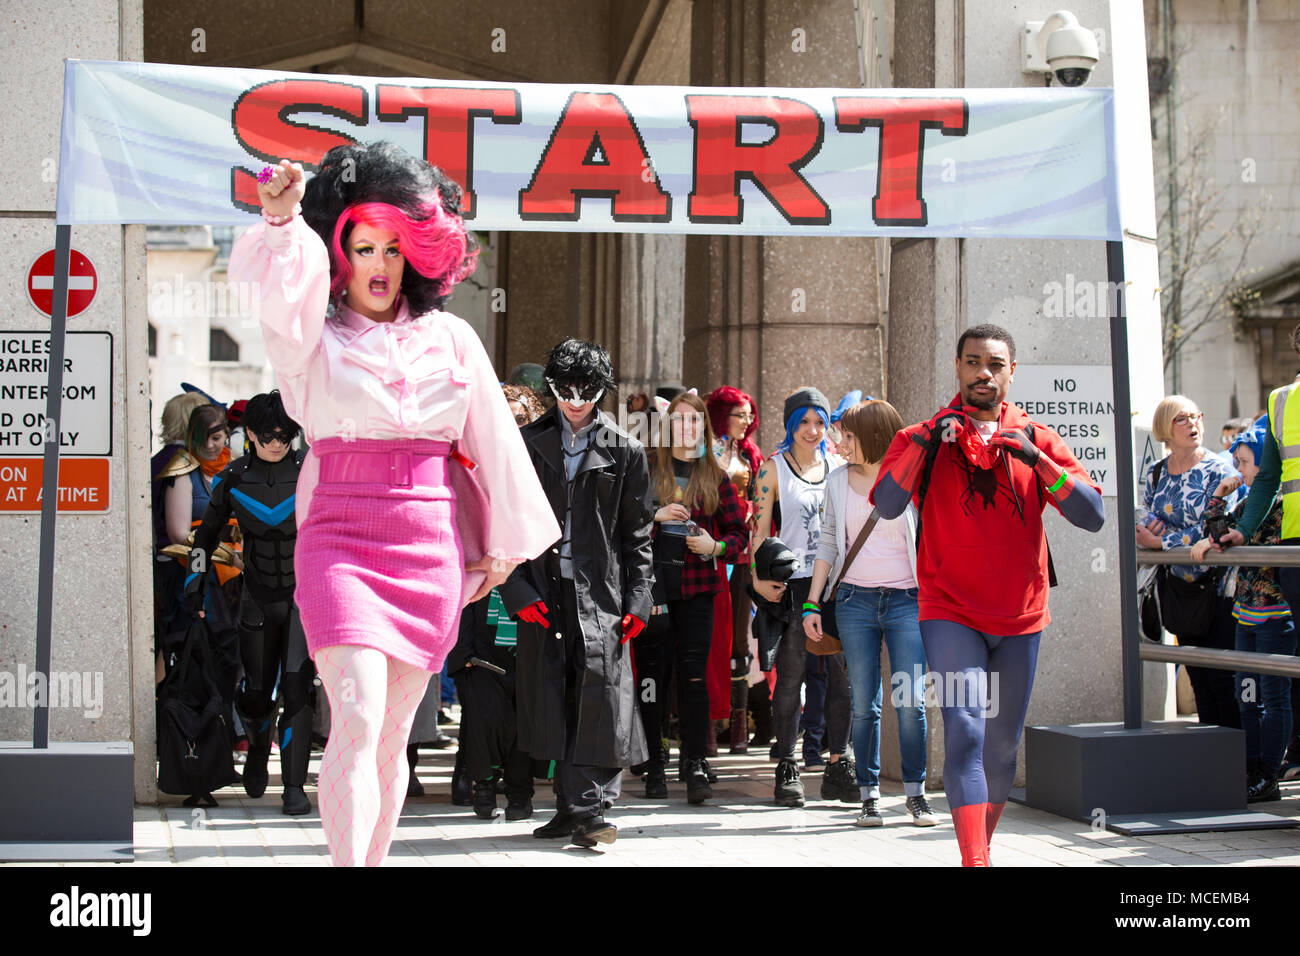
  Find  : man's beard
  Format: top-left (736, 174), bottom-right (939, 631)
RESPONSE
top-left (964, 386), bottom-right (998, 410)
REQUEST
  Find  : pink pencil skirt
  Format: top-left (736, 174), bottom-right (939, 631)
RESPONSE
top-left (295, 437), bottom-right (465, 672)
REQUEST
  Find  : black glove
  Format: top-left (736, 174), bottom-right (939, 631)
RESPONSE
top-left (990, 428), bottom-right (1040, 467)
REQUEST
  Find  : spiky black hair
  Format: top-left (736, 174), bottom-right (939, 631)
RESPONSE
top-left (543, 338), bottom-right (615, 397)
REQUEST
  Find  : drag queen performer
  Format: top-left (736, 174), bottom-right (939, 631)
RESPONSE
top-left (229, 143), bottom-right (559, 866)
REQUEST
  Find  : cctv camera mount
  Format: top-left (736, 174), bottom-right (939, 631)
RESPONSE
top-left (1022, 10), bottom-right (1100, 87)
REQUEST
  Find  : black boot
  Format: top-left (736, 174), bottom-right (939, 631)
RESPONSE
top-left (450, 749), bottom-right (472, 806)
top-left (505, 785), bottom-right (534, 821)
top-left (406, 743), bottom-right (424, 797)
top-left (473, 778), bottom-right (498, 818)
top-left (685, 756), bottom-right (712, 805)
top-left (1247, 761), bottom-right (1280, 803)
top-left (643, 760), bottom-right (668, 798)
top-left (238, 703), bottom-right (275, 799)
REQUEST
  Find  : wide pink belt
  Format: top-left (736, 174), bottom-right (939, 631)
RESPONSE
top-left (316, 443), bottom-right (450, 489)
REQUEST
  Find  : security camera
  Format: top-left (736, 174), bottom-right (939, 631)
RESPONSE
top-left (1022, 11), bottom-right (1100, 87)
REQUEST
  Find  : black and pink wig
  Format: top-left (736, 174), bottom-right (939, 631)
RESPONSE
top-left (706, 385), bottom-right (764, 473)
top-left (327, 201), bottom-right (475, 307)
top-left (302, 141), bottom-right (478, 316)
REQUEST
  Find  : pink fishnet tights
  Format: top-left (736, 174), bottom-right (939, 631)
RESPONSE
top-left (315, 645), bottom-right (432, 867)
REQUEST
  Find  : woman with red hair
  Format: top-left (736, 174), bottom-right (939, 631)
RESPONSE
top-left (230, 144), bottom-right (558, 866)
top-left (706, 386), bottom-right (765, 753)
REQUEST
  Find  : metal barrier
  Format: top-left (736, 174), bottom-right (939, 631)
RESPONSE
top-left (1136, 545), bottom-right (1300, 676)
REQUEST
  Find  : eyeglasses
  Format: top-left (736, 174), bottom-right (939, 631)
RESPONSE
top-left (546, 377), bottom-right (605, 407)
top-left (729, 410), bottom-right (754, 422)
top-left (1173, 412), bottom-right (1204, 427)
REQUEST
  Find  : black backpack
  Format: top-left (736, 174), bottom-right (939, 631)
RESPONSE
top-left (156, 620), bottom-right (239, 797)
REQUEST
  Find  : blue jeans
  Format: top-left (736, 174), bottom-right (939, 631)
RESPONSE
top-left (1234, 616), bottom-right (1297, 775)
top-left (834, 584), bottom-right (928, 798)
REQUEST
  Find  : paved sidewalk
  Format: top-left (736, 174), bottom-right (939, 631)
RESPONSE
top-left (99, 744), bottom-right (1300, 867)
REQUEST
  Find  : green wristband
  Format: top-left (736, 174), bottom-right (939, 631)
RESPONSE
top-left (1047, 472), bottom-right (1068, 493)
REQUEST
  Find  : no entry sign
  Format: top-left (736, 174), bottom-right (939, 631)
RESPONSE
top-left (27, 248), bottom-right (97, 318)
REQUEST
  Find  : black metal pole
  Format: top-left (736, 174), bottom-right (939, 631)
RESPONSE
top-left (1107, 239), bottom-right (1142, 730)
top-left (33, 224), bottom-right (72, 749)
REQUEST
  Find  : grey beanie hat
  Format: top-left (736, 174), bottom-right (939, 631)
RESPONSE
top-left (783, 387), bottom-right (831, 425)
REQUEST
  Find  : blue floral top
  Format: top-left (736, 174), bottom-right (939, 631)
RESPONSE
top-left (1142, 451), bottom-right (1239, 583)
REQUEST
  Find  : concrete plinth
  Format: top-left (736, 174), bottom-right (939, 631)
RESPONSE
top-left (1025, 721), bottom-right (1244, 821)
top-left (0, 741), bottom-right (134, 861)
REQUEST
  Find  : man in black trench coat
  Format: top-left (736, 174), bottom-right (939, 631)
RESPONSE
top-left (500, 338), bottom-right (654, 847)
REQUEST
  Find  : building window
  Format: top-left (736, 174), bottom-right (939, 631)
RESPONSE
top-left (148, 322), bottom-right (157, 357)
top-left (209, 328), bottom-right (239, 362)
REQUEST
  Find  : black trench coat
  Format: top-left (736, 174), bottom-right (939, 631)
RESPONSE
top-left (499, 407), bottom-right (654, 768)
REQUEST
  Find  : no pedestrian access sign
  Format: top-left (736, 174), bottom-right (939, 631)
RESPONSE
top-left (27, 248), bottom-right (97, 318)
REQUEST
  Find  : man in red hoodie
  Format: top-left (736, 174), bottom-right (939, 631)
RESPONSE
top-left (871, 324), bottom-right (1104, 866)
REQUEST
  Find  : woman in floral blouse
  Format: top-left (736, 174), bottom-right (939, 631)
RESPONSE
top-left (1139, 396), bottom-right (1241, 729)
top-left (1192, 418), bottom-right (1291, 802)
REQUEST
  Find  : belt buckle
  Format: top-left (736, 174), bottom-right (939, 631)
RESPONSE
top-left (390, 450), bottom-right (413, 488)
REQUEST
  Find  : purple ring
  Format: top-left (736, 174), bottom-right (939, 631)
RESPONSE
top-left (257, 165), bottom-right (275, 185)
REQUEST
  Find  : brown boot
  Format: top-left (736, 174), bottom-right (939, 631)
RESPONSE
top-left (729, 671), bottom-right (749, 753)
top-left (705, 719), bottom-right (719, 757)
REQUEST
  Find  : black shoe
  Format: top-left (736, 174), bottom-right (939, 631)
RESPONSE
top-left (571, 815), bottom-right (618, 847)
top-left (820, 757), bottom-right (859, 803)
top-left (473, 779), bottom-right (498, 818)
top-left (243, 747), bottom-right (270, 798)
top-left (677, 752), bottom-right (718, 783)
top-left (685, 757), bottom-right (712, 805)
top-left (774, 758), bottom-right (804, 807)
top-left (282, 785), bottom-right (311, 816)
top-left (505, 792), bottom-right (534, 821)
top-left (644, 762), bottom-right (668, 798)
top-left (533, 810), bottom-right (581, 839)
top-left (429, 728), bottom-right (455, 750)
top-left (451, 769), bottom-right (473, 807)
top-left (436, 709), bottom-right (452, 724)
top-left (629, 760), bottom-right (649, 777)
top-left (1247, 770), bottom-right (1281, 803)
top-left (182, 792), bottom-right (218, 808)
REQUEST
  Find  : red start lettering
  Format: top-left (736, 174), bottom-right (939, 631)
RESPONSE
top-left (833, 96), bottom-right (968, 226)
top-left (519, 91), bottom-right (671, 221)
top-left (685, 94), bottom-right (830, 225)
top-left (230, 80), bottom-right (368, 212)
top-left (375, 86), bottom-right (521, 218)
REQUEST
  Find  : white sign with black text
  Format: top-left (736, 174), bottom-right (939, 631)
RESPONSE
top-left (0, 332), bottom-right (112, 455)
top-left (1012, 364), bottom-right (1116, 496)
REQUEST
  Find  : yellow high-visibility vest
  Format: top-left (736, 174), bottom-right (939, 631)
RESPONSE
top-left (1268, 378), bottom-right (1300, 540)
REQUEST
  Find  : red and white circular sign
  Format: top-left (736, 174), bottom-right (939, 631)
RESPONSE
top-left (27, 249), bottom-right (98, 318)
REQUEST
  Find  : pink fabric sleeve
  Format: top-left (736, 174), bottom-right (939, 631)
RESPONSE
top-left (451, 320), bottom-right (561, 562)
top-left (227, 217), bottom-right (332, 385)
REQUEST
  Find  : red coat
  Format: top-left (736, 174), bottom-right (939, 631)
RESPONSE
top-left (874, 397), bottom-right (1099, 635)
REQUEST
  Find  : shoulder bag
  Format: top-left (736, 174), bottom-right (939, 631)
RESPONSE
top-left (807, 506), bottom-right (881, 656)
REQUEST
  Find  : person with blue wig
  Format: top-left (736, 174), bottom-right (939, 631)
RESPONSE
top-left (1192, 415), bottom-right (1293, 802)
top-left (750, 387), bottom-right (855, 807)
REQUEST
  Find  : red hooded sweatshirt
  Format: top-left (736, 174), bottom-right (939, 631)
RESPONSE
top-left (874, 396), bottom-right (1100, 635)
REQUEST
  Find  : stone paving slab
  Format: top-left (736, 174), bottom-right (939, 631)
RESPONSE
top-left (7, 743), bottom-right (1300, 867)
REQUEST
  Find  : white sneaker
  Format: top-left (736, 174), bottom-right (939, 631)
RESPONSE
top-left (905, 794), bottom-right (939, 827)
top-left (855, 798), bottom-right (883, 827)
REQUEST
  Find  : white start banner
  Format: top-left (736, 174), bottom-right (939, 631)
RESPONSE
top-left (56, 60), bottom-right (1120, 240)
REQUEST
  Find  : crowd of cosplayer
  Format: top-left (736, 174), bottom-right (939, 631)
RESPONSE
top-left (149, 367), bottom-right (950, 827)
top-left (148, 366), bottom-right (1298, 824)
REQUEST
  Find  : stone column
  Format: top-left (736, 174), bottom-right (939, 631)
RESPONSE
top-left (684, 0), bottom-right (884, 452)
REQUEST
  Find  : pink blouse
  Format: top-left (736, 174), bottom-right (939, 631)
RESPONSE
top-left (228, 217), bottom-right (560, 563)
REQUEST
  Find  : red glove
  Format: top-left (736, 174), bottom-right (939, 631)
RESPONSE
top-left (621, 613), bottom-right (646, 644)
top-left (917, 408), bottom-right (966, 448)
top-left (517, 601), bottom-right (550, 628)
top-left (989, 428), bottom-right (1040, 467)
